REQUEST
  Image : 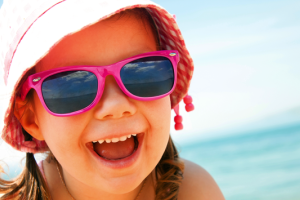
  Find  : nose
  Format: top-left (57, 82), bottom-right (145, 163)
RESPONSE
top-left (93, 75), bottom-right (137, 120)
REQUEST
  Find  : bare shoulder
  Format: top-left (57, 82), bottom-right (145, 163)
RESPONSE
top-left (178, 159), bottom-right (225, 200)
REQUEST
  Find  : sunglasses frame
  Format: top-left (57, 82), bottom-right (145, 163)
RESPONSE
top-left (21, 50), bottom-right (179, 117)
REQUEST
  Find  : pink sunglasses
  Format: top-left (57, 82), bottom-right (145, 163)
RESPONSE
top-left (21, 50), bottom-right (179, 116)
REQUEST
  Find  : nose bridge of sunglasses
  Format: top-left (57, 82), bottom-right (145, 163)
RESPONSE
top-left (96, 63), bottom-right (119, 77)
top-left (96, 66), bottom-right (126, 97)
top-left (96, 65), bottom-right (122, 89)
top-left (97, 67), bottom-right (108, 77)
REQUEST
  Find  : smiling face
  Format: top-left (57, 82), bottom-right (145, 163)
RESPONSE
top-left (29, 11), bottom-right (171, 196)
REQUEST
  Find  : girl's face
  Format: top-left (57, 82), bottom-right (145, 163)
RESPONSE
top-left (32, 13), bottom-right (171, 194)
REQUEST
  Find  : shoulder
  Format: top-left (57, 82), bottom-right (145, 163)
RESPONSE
top-left (178, 159), bottom-right (225, 200)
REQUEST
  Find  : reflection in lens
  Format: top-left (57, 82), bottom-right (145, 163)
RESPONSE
top-left (42, 71), bottom-right (98, 114)
top-left (120, 56), bottom-right (174, 97)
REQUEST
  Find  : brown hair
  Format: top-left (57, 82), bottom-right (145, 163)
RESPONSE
top-left (0, 68), bottom-right (51, 200)
top-left (0, 8), bottom-right (184, 200)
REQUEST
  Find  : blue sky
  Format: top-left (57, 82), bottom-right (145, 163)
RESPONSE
top-left (153, 0), bottom-right (300, 142)
top-left (0, 0), bottom-right (300, 143)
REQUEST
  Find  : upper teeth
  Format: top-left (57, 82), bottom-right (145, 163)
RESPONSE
top-left (92, 134), bottom-right (136, 144)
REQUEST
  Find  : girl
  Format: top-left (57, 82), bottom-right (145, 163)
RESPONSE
top-left (0, 0), bottom-right (225, 199)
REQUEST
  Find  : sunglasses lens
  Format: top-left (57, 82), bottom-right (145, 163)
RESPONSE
top-left (120, 56), bottom-right (174, 97)
top-left (42, 71), bottom-right (98, 114)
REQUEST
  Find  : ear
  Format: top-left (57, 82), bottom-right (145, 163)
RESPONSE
top-left (14, 96), bottom-right (45, 141)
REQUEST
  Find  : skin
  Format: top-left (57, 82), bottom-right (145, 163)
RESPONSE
top-left (14, 12), bottom-right (225, 200)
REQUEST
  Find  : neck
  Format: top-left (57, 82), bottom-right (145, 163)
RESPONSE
top-left (63, 171), bottom-right (146, 200)
top-left (43, 159), bottom-right (149, 200)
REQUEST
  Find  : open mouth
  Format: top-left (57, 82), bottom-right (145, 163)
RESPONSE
top-left (92, 134), bottom-right (140, 160)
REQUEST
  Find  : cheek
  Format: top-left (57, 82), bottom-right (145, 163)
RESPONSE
top-left (142, 96), bottom-right (171, 165)
top-left (33, 92), bottom-right (88, 154)
top-left (145, 96), bottom-right (171, 128)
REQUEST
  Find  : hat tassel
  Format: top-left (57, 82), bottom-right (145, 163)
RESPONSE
top-left (183, 94), bottom-right (194, 112)
top-left (173, 94), bottom-right (194, 131)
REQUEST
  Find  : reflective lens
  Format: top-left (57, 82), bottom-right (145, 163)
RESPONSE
top-left (42, 71), bottom-right (98, 114)
top-left (120, 56), bottom-right (174, 97)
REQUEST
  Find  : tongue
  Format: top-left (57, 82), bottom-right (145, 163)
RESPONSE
top-left (94, 137), bottom-right (135, 160)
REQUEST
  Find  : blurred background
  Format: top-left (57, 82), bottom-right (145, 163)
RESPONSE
top-left (1, 0), bottom-right (300, 199)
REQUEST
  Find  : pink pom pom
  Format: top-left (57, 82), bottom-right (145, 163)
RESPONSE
top-left (183, 95), bottom-right (193, 104)
top-left (174, 115), bottom-right (183, 123)
top-left (175, 123), bottom-right (183, 130)
top-left (185, 103), bottom-right (194, 112)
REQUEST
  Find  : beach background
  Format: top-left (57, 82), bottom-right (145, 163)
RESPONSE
top-left (1, 0), bottom-right (300, 199)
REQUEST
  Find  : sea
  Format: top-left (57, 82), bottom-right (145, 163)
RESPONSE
top-left (1, 124), bottom-right (300, 200)
top-left (179, 123), bottom-right (300, 200)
